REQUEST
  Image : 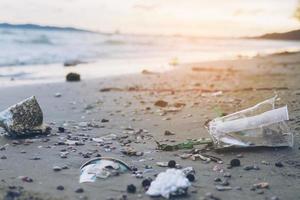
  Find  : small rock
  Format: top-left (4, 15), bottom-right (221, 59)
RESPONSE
top-left (214, 177), bottom-right (222, 182)
top-left (154, 100), bottom-right (168, 107)
top-left (142, 178), bottom-right (152, 188)
top-left (54, 93), bottom-right (62, 98)
top-left (168, 160), bottom-right (176, 168)
top-left (58, 127), bottom-right (65, 133)
top-left (275, 162), bottom-right (284, 168)
top-left (253, 182), bottom-right (269, 189)
top-left (230, 159), bottom-right (240, 167)
top-left (66, 72), bottom-right (80, 82)
top-left (57, 185), bottom-right (64, 190)
top-left (223, 172), bottom-right (231, 178)
top-left (20, 176), bottom-right (33, 183)
top-left (243, 165), bottom-right (260, 171)
top-left (126, 184), bottom-right (136, 193)
top-left (164, 130), bottom-right (175, 136)
top-left (75, 188), bottom-right (84, 193)
top-left (215, 186), bottom-right (232, 191)
top-left (101, 119), bottom-right (109, 123)
top-left (53, 166), bottom-right (62, 172)
top-left (186, 174), bottom-right (195, 182)
top-left (1, 155), bottom-right (7, 159)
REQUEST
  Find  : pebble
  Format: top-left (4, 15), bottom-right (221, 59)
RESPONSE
top-left (53, 166), bottom-right (62, 172)
top-left (126, 184), bottom-right (136, 193)
top-left (186, 174), bottom-right (195, 182)
top-left (243, 165), bottom-right (260, 171)
top-left (215, 185), bottom-right (232, 191)
top-left (101, 119), bottom-right (109, 123)
top-left (54, 93), bottom-right (62, 98)
top-left (214, 177), bottom-right (222, 182)
top-left (164, 130), bottom-right (175, 136)
top-left (142, 178), bottom-right (152, 188)
top-left (168, 160), bottom-right (176, 168)
top-left (20, 176), bottom-right (33, 183)
top-left (275, 162), bottom-right (284, 167)
top-left (66, 72), bottom-right (80, 82)
top-left (154, 100), bottom-right (168, 107)
top-left (253, 182), bottom-right (269, 189)
top-left (75, 188), bottom-right (84, 193)
top-left (57, 185), bottom-right (64, 190)
top-left (58, 127), bottom-right (65, 133)
top-left (230, 159), bottom-right (240, 167)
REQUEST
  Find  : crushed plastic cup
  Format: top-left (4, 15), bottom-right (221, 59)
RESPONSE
top-left (79, 157), bottom-right (131, 183)
top-left (208, 96), bottom-right (293, 148)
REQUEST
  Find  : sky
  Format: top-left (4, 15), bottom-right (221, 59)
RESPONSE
top-left (0, 0), bottom-right (299, 37)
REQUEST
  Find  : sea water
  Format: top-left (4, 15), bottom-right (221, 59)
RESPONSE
top-left (1, 27), bottom-right (300, 86)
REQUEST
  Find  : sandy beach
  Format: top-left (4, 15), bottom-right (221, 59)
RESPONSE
top-left (0, 52), bottom-right (300, 200)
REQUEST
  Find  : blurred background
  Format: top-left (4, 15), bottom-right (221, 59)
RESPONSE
top-left (0, 0), bottom-right (300, 86)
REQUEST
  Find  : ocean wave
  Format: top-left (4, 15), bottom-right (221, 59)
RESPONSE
top-left (14, 34), bottom-right (53, 45)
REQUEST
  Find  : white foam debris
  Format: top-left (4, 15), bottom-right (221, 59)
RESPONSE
top-left (146, 169), bottom-right (191, 199)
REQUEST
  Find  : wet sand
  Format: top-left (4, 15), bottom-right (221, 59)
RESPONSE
top-left (0, 52), bottom-right (300, 200)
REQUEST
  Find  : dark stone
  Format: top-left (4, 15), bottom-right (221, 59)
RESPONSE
top-left (58, 127), bottom-right (65, 133)
top-left (57, 185), bottom-right (64, 190)
top-left (5, 190), bottom-right (21, 199)
top-left (1, 155), bottom-right (7, 159)
top-left (230, 159), bottom-right (241, 167)
top-left (154, 100), bottom-right (168, 107)
top-left (101, 119), bottom-right (109, 123)
top-left (142, 178), bottom-right (152, 187)
top-left (126, 184), bottom-right (136, 193)
top-left (75, 188), bottom-right (84, 193)
top-left (214, 177), bottom-right (222, 182)
top-left (186, 174), bottom-right (195, 182)
top-left (168, 160), bottom-right (176, 168)
top-left (275, 162), bottom-right (284, 168)
top-left (66, 73), bottom-right (80, 82)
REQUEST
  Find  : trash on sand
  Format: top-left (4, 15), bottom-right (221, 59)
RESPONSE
top-left (120, 147), bottom-right (143, 156)
top-left (146, 169), bottom-right (191, 199)
top-left (179, 153), bottom-right (221, 162)
top-left (0, 96), bottom-right (49, 137)
top-left (209, 96), bottom-right (293, 148)
top-left (156, 138), bottom-right (213, 151)
top-left (79, 157), bottom-right (131, 183)
top-left (66, 72), bottom-right (80, 82)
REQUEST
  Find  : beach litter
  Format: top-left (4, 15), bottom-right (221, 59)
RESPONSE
top-left (208, 96), bottom-right (293, 148)
top-left (156, 138), bottom-right (213, 151)
top-left (146, 168), bottom-right (192, 199)
top-left (0, 96), bottom-right (49, 137)
top-left (79, 157), bottom-right (131, 183)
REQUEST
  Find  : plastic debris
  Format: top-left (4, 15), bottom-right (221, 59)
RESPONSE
top-left (209, 96), bottom-right (293, 148)
top-left (0, 96), bottom-right (48, 137)
top-left (79, 157), bottom-right (131, 183)
top-left (146, 169), bottom-right (191, 199)
top-left (156, 138), bottom-right (213, 151)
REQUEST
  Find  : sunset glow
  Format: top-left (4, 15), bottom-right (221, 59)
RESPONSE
top-left (0, 0), bottom-right (299, 37)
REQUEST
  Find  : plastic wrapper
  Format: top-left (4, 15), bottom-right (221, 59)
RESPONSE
top-left (209, 96), bottom-right (293, 148)
top-left (79, 157), bottom-right (131, 183)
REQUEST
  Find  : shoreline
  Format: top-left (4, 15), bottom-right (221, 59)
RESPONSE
top-left (0, 52), bottom-right (300, 200)
top-left (1, 48), bottom-right (300, 89)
